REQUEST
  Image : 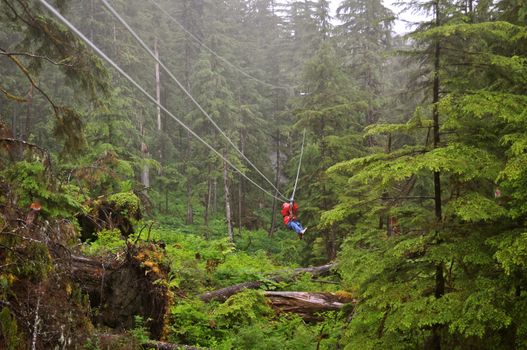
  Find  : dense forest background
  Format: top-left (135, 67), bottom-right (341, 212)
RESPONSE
top-left (1, 0), bottom-right (527, 349)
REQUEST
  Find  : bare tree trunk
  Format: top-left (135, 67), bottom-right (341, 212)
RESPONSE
top-left (25, 84), bottom-right (33, 141)
top-left (155, 38), bottom-right (162, 133)
top-left (204, 163), bottom-right (212, 239)
top-left (31, 285), bottom-right (41, 350)
top-left (11, 104), bottom-right (17, 139)
top-left (185, 132), bottom-right (193, 225)
top-left (238, 178), bottom-right (242, 234)
top-left (139, 117), bottom-right (150, 189)
top-left (238, 130), bottom-right (245, 235)
top-left (269, 130), bottom-right (280, 236)
top-left (213, 178), bottom-right (217, 214)
top-left (223, 154), bottom-right (234, 242)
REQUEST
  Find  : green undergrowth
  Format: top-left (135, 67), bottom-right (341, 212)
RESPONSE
top-left (168, 290), bottom-right (346, 349)
top-left (80, 220), bottom-right (344, 349)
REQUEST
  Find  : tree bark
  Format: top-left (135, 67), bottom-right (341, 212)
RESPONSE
top-left (199, 263), bottom-right (336, 302)
top-left (431, 2), bottom-right (444, 349)
top-left (269, 130), bottom-right (281, 236)
top-left (223, 154), bottom-right (234, 242)
top-left (264, 291), bottom-right (354, 321)
top-left (185, 132), bottom-right (193, 225)
top-left (155, 38), bottom-right (162, 133)
top-left (24, 84), bottom-right (32, 141)
top-left (140, 119), bottom-right (150, 189)
top-left (204, 163), bottom-right (212, 238)
top-left (238, 129), bottom-right (245, 235)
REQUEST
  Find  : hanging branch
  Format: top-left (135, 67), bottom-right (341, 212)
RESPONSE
top-left (0, 49), bottom-right (74, 67)
top-left (0, 47), bottom-right (58, 111)
top-left (0, 83), bottom-right (28, 102)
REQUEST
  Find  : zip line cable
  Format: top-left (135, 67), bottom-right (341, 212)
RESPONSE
top-left (146, 0), bottom-right (298, 93)
top-left (290, 128), bottom-right (306, 203)
top-left (100, 0), bottom-right (289, 202)
top-left (37, 0), bottom-right (286, 203)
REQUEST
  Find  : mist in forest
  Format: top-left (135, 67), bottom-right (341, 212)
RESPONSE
top-left (1, 0), bottom-right (527, 349)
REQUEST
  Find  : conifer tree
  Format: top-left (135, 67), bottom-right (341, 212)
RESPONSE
top-left (327, 0), bottom-right (527, 348)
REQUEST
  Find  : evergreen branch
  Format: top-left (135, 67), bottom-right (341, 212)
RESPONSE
top-left (0, 48), bottom-right (58, 111)
top-left (0, 49), bottom-right (74, 67)
top-left (0, 83), bottom-right (28, 102)
top-left (382, 196), bottom-right (435, 201)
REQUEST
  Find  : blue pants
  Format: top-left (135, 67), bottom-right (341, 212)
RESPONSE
top-left (287, 220), bottom-right (304, 234)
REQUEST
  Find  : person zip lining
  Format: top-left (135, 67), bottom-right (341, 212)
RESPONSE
top-left (281, 129), bottom-right (307, 239)
top-left (281, 201), bottom-right (307, 239)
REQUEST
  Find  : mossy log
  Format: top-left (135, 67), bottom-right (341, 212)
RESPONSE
top-left (199, 263), bottom-right (336, 302)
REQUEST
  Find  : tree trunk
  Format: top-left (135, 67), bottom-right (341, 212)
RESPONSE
top-left (24, 84), bottom-right (32, 141)
top-left (431, 2), bottom-right (444, 349)
top-left (155, 38), bottom-right (162, 133)
top-left (213, 178), bottom-right (217, 214)
top-left (185, 132), bottom-right (193, 225)
top-left (269, 130), bottom-right (281, 237)
top-left (199, 263), bottom-right (336, 302)
top-left (186, 180), bottom-right (193, 225)
top-left (204, 163), bottom-right (212, 239)
top-left (140, 119), bottom-right (150, 189)
top-left (223, 155), bottom-right (234, 242)
top-left (238, 130), bottom-right (244, 235)
top-left (11, 104), bottom-right (17, 139)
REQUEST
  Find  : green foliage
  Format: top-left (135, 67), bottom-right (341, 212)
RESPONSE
top-left (82, 229), bottom-right (125, 255)
top-left (130, 315), bottom-right (150, 344)
top-left (213, 290), bottom-right (272, 328)
top-left (1, 161), bottom-right (85, 218)
top-left (446, 192), bottom-right (508, 222)
top-left (107, 192), bottom-right (140, 217)
top-left (219, 315), bottom-right (317, 350)
top-left (212, 251), bottom-right (280, 286)
top-left (0, 307), bottom-right (21, 350)
top-left (169, 298), bottom-right (217, 346)
top-left (17, 241), bottom-right (53, 281)
top-left (491, 232), bottom-right (527, 275)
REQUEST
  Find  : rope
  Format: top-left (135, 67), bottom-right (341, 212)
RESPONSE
top-left (147, 0), bottom-right (298, 93)
top-left (290, 129), bottom-right (306, 203)
top-left (100, 0), bottom-right (289, 202)
top-left (37, 0), bottom-right (285, 203)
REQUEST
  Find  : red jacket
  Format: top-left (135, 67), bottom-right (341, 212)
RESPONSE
top-left (281, 202), bottom-right (298, 225)
top-left (283, 214), bottom-right (296, 225)
top-left (281, 202), bottom-right (298, 217)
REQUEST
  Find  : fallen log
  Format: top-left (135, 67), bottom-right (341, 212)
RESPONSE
top-left (264, 291), bottom-right (355, 321)
top-left (199, 263), bottom-right (336, 302)
top-left (142, 340), bottom-right (208, 350)
top-left (98, 334), bottom-right (207, 350)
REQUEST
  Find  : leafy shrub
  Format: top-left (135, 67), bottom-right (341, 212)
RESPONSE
top-left (82, 229), bottom-right (125, 255)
